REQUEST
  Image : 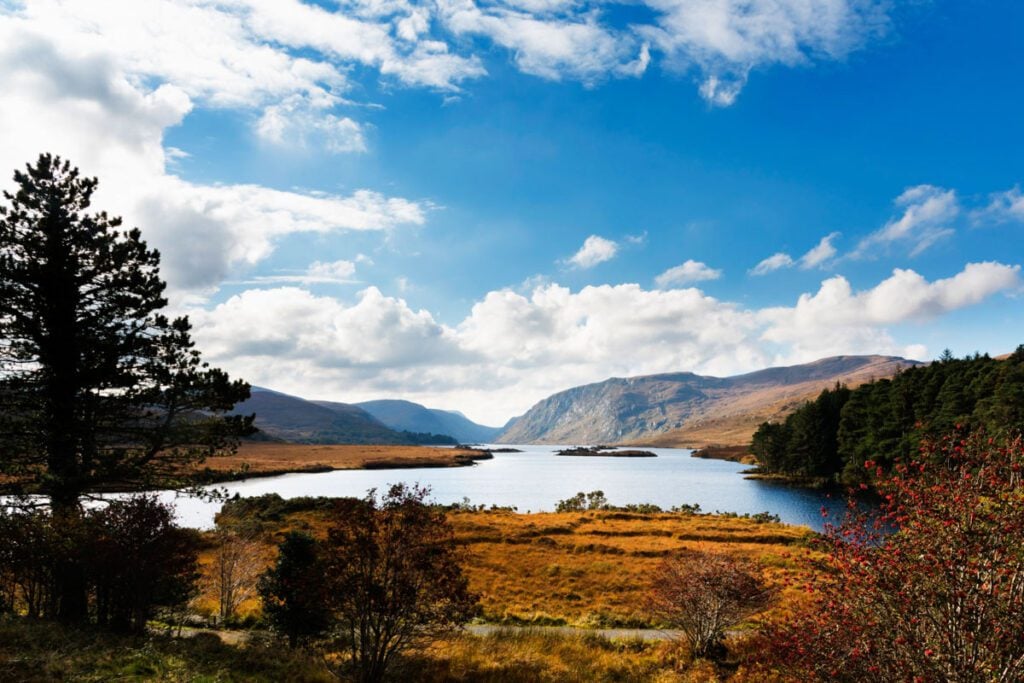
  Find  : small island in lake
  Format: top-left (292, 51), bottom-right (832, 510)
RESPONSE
top-left (555, 446), bottom-right (657, 457)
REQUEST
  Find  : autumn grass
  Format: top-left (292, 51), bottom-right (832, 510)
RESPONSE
top-left (447, 510), bottom-right (817, 627)
top-left (193, 443), bottom-right (491, 481)
top-left (2, 508), bottom-right (820, 682)
top-left (405, 628), bottom-right (691, 682)
top-left (208, 504), bottom-right (821, 629)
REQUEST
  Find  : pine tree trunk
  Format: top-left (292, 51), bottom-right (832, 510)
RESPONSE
top-left (51, 499), bottom-right (89, 623)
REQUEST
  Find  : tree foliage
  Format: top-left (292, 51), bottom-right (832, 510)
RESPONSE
top-left (257, 531), bottom-right (333, 648)
top-left (323, 484), bottom-right (479, 682)
top-left (750, 349), bottom-right (1024, 483)
top-left (555, 490), bottom-right (609, 512)
top-left (0, 154), bottom-right (252, 509)
top-left (0, 496), bottom-right (200, 633)
top-left (647, 550), bottom-right (774, 660)
top-left (759, 432), bottom-right (1024, 682)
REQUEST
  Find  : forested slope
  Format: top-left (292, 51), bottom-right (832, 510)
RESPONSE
top-left (750, 348), bottom-right (1024, 484)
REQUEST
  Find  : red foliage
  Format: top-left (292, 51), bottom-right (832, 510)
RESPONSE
top-left (758, 432), bottom-right (1024, 682)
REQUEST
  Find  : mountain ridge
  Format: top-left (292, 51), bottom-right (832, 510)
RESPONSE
top-left (233, 388), bottom-right (422, 445)
top-left (496, 355), bottom-right (921, 446)
top-left (347, 399), bottom-right (502, 444)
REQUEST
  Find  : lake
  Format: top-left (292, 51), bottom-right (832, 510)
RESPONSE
top-left (160, 445), bottom-right (849, 531)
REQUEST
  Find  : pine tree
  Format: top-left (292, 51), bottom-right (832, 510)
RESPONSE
top-left (0, 154), bottom-right (251, 619)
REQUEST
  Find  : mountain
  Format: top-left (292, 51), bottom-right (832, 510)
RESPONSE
top-left (234, 388), bottom-right (422, 444)
top-left (350, 399), bottom-right (502, 443)
top-left (496, 355), bottom-right (920, 447)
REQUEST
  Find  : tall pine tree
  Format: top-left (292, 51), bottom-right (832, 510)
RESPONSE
top-left (0, 154), bottom-right (251, 619)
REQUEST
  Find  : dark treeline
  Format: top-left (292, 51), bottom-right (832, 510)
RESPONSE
top-left (0, 497), bottom-right (199, 633)
top-left (751, 347), bottom-right (1024, 485)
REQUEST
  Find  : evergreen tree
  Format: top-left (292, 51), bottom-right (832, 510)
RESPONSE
top-left (0, 154), bottom-right (251, 619)
top-left (752, 350), bottom-right (1024, 485)
top-left (258, 532), bottom-right (333, 648)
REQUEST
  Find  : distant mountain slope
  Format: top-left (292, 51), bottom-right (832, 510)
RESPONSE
top-left (496, 355), bottom-right (920, 446)
top-left (350, 399), bottom-right (502, 443)
top-left (233, 388), bottom-right (419, 445)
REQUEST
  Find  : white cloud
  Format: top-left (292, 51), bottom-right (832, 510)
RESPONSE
top-left (565, 235), bottom-right (619, 268)
top-left (853, 185), bottom-right (958, 258)
top-left (974, 187), bottom-right (1024, 225)
top-left (188, 263), bottom-right (1020, 424)
top-left (0, 13), bottom-right (426, 295)
top-left (750, 232), bottom-right (840, 276)
top-left (750, 252), bottom-right (795, 276)
top-left (437, 0), bottom-right (648, 83)
top-left (758, 262), bottom-right (1020, 361)
top-left (655, 259), bottom-right (722, 287)
top-left (638, 0), bottom-right (889, 106)
top-left (239, 260), bottom-right (360, 285)
top-left (798, 231), bottom-right (839, 269)
top-left (256, 98), bottom-right (368, 154)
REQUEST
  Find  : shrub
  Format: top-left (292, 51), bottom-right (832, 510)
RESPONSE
top-left (88, 496), bottom-right (201, 634)
top-left (324, 484), bottom-right (479, 683)
top-left (647, 550), bottom-right (774, 660)
top-left (555, 491), bottom-right (609, 512)
top-left (759, 431), bottom-right (1024, 682)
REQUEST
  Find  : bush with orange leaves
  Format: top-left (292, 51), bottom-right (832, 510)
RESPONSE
top-left (756, 431), bottom-right (1024, 682)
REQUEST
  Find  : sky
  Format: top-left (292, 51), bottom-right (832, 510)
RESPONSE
top-left (1, 0), bottom-right (1022, 426)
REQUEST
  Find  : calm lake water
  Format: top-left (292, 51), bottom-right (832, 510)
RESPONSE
top-left (159, 445), bottom-right (848, 531)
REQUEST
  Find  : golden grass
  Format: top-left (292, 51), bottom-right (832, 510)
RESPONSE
top-left (203, 506), bottom-right (822, 630)
top-left (447, 510), bottom-right (817, 627)
top-left (198, 442), bottom-right (489, 478)
top-left (406, 628), bottom-right (691, 683)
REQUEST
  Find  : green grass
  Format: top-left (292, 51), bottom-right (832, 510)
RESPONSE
top-left (0, 619), bottom-right (332, 682)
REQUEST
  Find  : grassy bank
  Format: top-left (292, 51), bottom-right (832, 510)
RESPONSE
top-left (191, 443), bottom-right (493, 483)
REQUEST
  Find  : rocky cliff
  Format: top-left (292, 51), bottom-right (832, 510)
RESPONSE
top-left (496, 355), bottom-right (919, 446)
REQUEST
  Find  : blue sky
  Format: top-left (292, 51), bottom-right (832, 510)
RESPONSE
top-left (1, 0), bottom-right (1022, 423)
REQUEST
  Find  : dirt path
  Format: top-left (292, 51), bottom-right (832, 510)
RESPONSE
top-left (169, 623), bottom-right (682, 645)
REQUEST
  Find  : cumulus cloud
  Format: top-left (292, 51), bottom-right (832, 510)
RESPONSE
top-left (655, 259), bottom-right (722, 287)
top-left (758, 262), bottom-right (1019, 361)
top-left (565, 235), bottom-right (619, 268)
top-left (187, 263), bottom-right (1020, 424)
top-left (0, 11), bottom-right (426, 295)
top-left (853, 185), bottom-right (958, 258)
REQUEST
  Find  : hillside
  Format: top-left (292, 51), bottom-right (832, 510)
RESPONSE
top-left (751, 348), bottom-right (1024, 485)
top-left (348, 399), bottom-right (502, 443)
top-left (232, 388), bottom-right (421, 445)
top-left (497, 355), bottom-right (919, 447)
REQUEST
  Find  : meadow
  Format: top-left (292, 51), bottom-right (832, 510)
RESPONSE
top-left (137, 498), bottom-right (823, 681)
